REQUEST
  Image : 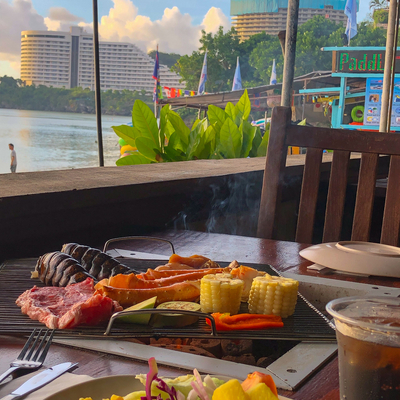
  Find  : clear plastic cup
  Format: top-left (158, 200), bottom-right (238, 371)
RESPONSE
top-left (326, 296), bottom-right (400, 400)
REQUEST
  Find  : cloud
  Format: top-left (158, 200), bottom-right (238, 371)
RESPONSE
top-left (98, 0), bottom-right (231, 55)
top-left (0, 0), bottom-right (46, 75)
top-left (202, 7), bottom-right (231, 34)
top-left (48, 7), bottom-right (84, 22)
top-left (44, 7), bottom-right (84, 31)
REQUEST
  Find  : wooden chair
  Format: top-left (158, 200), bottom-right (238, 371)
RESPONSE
top-left (257, 106), bottom-right (400, 246)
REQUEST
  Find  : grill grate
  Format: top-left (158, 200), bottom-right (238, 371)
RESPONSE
top-left (0, 258), bottom-right (335, 341)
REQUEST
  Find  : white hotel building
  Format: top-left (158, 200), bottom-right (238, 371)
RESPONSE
top-left (20, 26), bottom-right (185, 93)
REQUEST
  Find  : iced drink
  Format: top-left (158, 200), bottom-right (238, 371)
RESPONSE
top-left (326, 297), bottom-right (400, 400)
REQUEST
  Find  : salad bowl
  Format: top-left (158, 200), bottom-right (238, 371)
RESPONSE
top-left (43, 374), bottom-right (290, 400)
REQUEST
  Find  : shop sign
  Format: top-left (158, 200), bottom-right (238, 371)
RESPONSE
top-left (335, 50), bottom-right (400, 74)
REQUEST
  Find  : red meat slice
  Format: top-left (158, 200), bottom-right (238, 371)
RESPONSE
top-left (16, 278), bottom-right (122, 329)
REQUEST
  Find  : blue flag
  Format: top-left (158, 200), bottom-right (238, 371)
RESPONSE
top-left (152, 48), bottom-right (163, 103)
top-left (152, 49), bottom-right (159, 80)
top-left (232, 56), bottom-right (242, 91)
top-left (270, 59), bottom-right (277, 85)
top-left (344, 0), bottom-right (357, 43)
top-left (197, 50), bottom-right (207, 95)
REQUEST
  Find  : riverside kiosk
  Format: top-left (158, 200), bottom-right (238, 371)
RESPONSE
top-left (301, 47), bottom-right (400, 131)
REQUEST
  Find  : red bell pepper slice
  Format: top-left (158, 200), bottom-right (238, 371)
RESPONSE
top-left (206, 312), bottom-right (283, 331)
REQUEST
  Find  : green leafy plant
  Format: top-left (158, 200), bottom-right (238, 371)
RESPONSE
top-left (112, 89), bottom-right (268, 165)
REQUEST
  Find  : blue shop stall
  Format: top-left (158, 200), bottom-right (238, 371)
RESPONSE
top-left (300, 46), bottom-right (400, 131)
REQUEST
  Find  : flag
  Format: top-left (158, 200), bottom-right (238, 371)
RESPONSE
top-left (197, 50), bottom-right (207, 95)
top-left (152, 47), bottom-right (163, 103)
top-left (344, 0), bottom-right (357, 43)
top-left (270, 59), bottom-right (277, 85)
top-left (164, 86), bottom-right (171, 98)
top-left (232, 56), bottom-right (242, 91)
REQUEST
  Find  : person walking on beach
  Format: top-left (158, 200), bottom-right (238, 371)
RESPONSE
top-left (9, 143), bottom-right (17, 173)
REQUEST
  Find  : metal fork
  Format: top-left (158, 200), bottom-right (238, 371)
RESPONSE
top-left (0, 329), bottom-right (55, 384)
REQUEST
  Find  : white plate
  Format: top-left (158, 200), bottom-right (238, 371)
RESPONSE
top-left (43, 374), bottom-right (290, 400)
top-left (300, 241), bottom-right (400, 278)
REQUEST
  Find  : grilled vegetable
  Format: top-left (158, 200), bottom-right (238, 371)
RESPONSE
top-left (206, 313), bottom-right (283, 331)
top-left (200, 273), bottom-right (244, 315)
top-left (152, 301), bottom-right (201, 327)
top-left (248, 275), bottom-right (299, 318)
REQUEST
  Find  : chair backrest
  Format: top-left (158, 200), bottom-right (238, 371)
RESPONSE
top-left (257, 106), bottom-right (400, 246)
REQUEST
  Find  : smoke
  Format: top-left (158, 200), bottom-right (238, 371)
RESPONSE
top-left (167, 172), bottom-right (262, 237)
top-left (205, 174), bottom-right (261, 236)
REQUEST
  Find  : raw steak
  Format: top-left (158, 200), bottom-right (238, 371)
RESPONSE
top-left (16, 278), bottom-right (122, 329)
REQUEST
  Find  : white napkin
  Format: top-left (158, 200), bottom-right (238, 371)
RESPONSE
top-left (0, 372), bottom-right (93, 399)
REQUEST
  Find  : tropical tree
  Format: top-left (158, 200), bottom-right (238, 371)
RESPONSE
top-left (148, 51), bottom-right (181, 68)
top-left (172, 27), bottom-right (267, 92)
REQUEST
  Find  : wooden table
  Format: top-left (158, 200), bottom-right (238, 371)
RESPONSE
top-left (2, 230), bottom-right (399, 400)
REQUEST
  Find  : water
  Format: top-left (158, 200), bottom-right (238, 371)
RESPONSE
top-left (0, 109), bottom-right (130, 174)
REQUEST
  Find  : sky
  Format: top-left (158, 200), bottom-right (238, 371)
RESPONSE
top-left (1, 0), bottom-right (370, 79)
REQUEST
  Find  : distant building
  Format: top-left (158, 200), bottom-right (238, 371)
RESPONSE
top-left (20, 26), bottom-right (184, 93)
top-left (231, 0), bottom-right (358, 40)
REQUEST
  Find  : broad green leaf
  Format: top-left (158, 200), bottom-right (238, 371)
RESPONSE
top-left (167, 111), bottom-right (190, 146)
top-left (164, 120), bottom-right (175, 140)
top-left (116, 153), bottom-right (151, 166)
top-left (197, 140), bottom-right (213, 160)
top-left (257, 129), bottom-right (270, 157)
top-left (249, 129), bottom-right (262, 157)
top-left (225, 102), bottom-right (236, 121)
top-left (234, 89), bottom-right (251, 122)
top-left (168, 131), bottom-right (186, 153)
top-left (208, 105), bottom-right (226, 131)
top-left (132, 100), bottom-right (160, 150)
top-left (191, 119), bottom-right (201, 131)
top-left (204, 124), bottom-right (217, 154)
top-left (187, 120), bottom-right (205, 160)
top-left (205, 123), bottom-right (217, 143)
top-left (219, 118), bottom-right (242, 158)
top-left (164, 145), bottom-right (186, 161)
top-left (159, 104), bottom-right (171, 151)
top-left (112, 124), bottom-right (138, 147)
top-left (135, 136), bottom-right (159, 161)
top-left (240, 120), bottom-right (257, 158)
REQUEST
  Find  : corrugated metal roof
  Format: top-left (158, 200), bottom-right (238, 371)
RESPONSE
top-left (159, 71), bottom-right (343, 110)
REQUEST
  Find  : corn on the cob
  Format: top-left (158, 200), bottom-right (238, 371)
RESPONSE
top-left (248, 275), bottom-right (299, 318)
top-left (200, 273), bottom-right (244, 314)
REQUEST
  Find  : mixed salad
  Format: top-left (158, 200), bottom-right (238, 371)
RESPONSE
top-left (80, 358), bottom-right (279, 400)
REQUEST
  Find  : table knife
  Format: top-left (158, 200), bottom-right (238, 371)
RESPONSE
top-left (1, 362), bottom-right (78, 400)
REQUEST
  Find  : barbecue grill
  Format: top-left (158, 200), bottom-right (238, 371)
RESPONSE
top-left (0, 237), bottom-right (338, 390)
top-left (0, 258), bottom-right (335, 341)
